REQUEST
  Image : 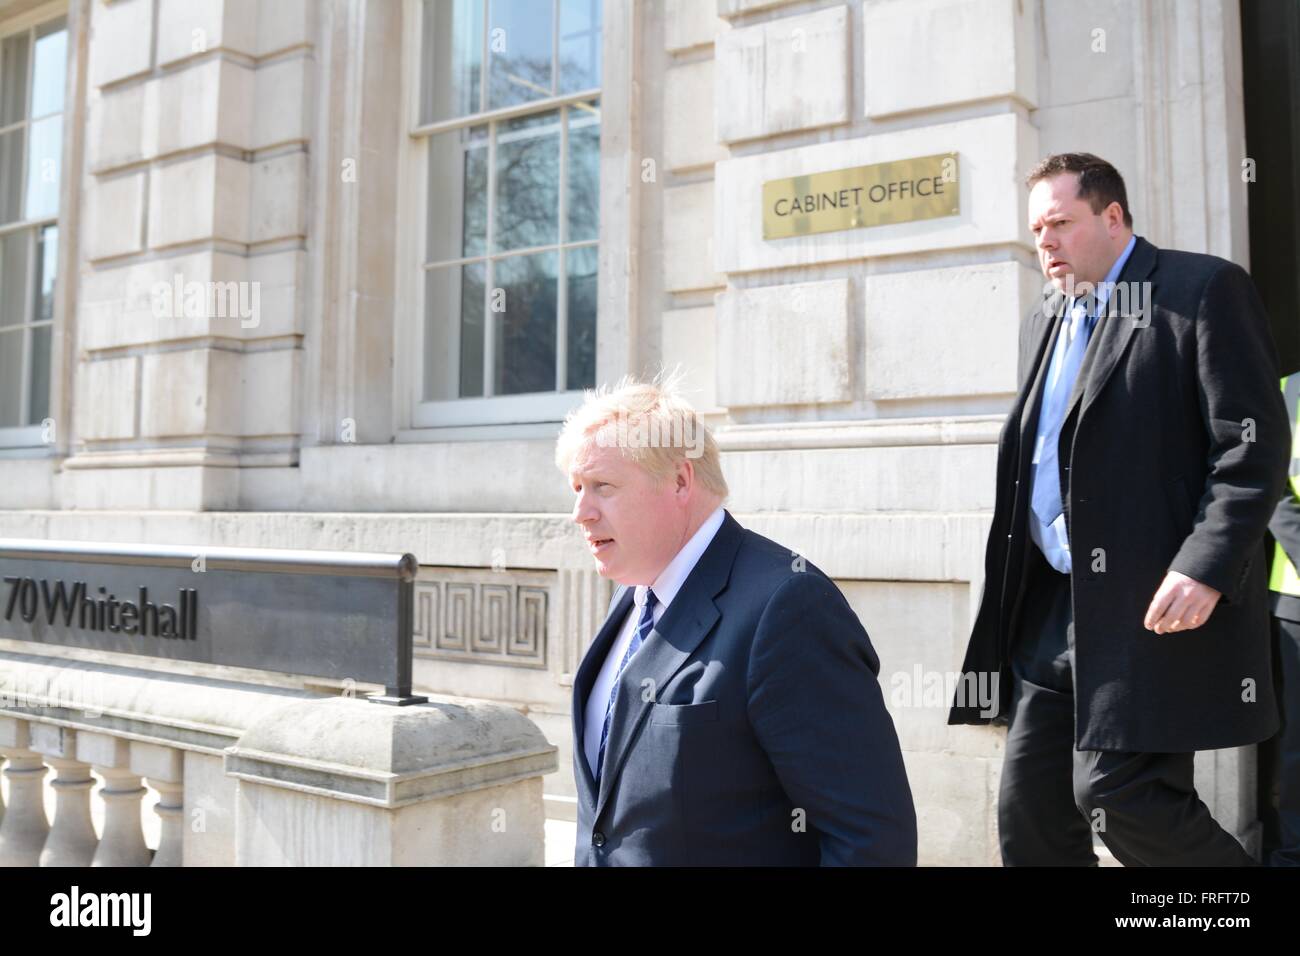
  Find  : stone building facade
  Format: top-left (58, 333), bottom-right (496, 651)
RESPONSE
top-left (0, 0), bottom-right (1295, 864)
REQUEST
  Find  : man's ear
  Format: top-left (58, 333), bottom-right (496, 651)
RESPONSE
top-left (1105, 201), bottom-right (1125, 234)
top-left (675, 458), bottom-right (694, 496)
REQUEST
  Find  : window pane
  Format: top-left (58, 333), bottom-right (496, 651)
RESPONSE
top-left (459, 261), bottom-right (485, 397)
top-left (30, 18), bottom-right (66, 119)
top-left (0, 127), bottom-right (25, 224)
top-left (25, 114), bottom-right (60, 219)
top-left (495, 110), bottom-right (559, 252)
top-left (34, 223), bottom-right (55, 320)
top-left (566, 245), bottom-right (597, 390)
top-left (420, 0), bottom-right (483, 124)
top-left (487, 0), bottom-right (555, 110)
top-left (558, 0), bottom-right (601, 94)
top-left (0, 229), bottom-right (28, 328)
top-left (423, 266), bottom-right (456, 401)
top-left (427, 125), bottom-right (487, 263)
top-left (423, 262), bottom-right (486, 401)
top-left (0, 31), bottom-right (30, 128)
top-left (27, 322), bottom-right (48, 424)
top-left (0, 327), bottom-right (22, 426)
top-left (566, 99), bottom-right (600, 243)
top-left (493, 251), bottom-right (556, 395)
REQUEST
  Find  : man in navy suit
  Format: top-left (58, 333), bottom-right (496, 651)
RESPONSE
top-left (556, 374), bottom-right (916, 865)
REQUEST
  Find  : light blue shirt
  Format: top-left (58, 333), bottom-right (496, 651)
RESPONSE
top-left (1029, 234), bottom-right (1137, 573)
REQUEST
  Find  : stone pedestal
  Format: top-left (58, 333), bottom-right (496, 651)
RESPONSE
top-left (225, 696), bottom-right (557, 866)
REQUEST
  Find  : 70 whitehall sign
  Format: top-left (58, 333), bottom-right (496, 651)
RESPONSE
top-left (762, 152), bottom-right (960, 239)
top-left (0, 539), bottom-right (427, 705)
top-left (6, 578), bottom-right (197, 640)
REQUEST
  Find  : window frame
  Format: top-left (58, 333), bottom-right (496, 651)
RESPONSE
top-left (0, 0), bottom-right (68, 453)
top-left (400, 0), bottom-right (603, 433)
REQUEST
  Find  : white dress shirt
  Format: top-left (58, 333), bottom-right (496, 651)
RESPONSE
top-left (583, 505), bottom-right (726, 778)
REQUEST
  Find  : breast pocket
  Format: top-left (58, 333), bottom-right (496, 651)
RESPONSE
top-left (649, 699), bottom-right (719, 726)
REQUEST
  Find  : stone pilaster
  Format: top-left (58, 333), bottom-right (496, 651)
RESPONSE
top-left (63, 0), bottom-right (314, 509)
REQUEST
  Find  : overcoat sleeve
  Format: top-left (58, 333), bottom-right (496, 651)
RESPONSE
top-left (1167, 262), bottom-right (1291, 602)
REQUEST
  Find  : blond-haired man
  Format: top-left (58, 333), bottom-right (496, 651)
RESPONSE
top-left (557, 373), bottom-right (916, 865)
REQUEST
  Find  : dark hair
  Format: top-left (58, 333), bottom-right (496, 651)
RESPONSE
top-left (1025, 152), bottom-right (1133, 228)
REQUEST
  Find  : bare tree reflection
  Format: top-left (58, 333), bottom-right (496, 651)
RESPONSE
top-left (494, 252), bottom-right (557, 395)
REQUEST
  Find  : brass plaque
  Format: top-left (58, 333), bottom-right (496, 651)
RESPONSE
top-left (762, 152), bottom-right (959, 240)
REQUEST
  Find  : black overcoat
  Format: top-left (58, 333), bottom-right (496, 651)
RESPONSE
top-left (949, 236), bottom-right (1291, 752)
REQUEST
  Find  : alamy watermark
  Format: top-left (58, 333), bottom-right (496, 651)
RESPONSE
top-left (151, 273), bottom-right (260, 328)
top-left (594, 408), bottom-right (706, 459)
top-left (890, 665), bottom-right (1000, 719)
top-left (1041, 277), bottom-right (1153, 327)
top-left (0, 668), bottom-right (107, 718)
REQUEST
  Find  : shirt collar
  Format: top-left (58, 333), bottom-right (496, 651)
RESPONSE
top-left (1071, 233), bottom-right (1137, 318)
top-left (636, 506), bottom-right (726, 612)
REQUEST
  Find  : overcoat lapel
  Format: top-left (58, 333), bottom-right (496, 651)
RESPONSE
top-left (1072, 236), bottom-right (1159, 423)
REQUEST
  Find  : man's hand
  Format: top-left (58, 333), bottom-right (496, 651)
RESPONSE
top-left (1143, 571), bottom-right (1222, 634)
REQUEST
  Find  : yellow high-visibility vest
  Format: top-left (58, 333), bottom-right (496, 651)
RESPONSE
top-left (1270, 375), bottom-right (1300, 598)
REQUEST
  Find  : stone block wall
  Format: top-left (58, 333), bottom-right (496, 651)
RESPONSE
top-left (0, 0), bottom-right (1258, 864)
top-left (66, 0), bottom-right (314, 510)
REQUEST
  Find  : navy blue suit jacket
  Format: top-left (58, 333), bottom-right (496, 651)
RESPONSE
top-left (571, 510), bottom-right (917, 865)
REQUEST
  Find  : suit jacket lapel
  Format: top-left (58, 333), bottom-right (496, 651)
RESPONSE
top-left (593, 510), bottom-right (746, 822)
top-left (572, 585), bottom-right (633, 810)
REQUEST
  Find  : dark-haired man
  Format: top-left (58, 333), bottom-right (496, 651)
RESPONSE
top-left (949, 152), bottom-right (1291, 865)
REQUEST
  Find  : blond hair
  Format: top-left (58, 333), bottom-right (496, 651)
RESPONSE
top-left (554, 368), bottom-right (729, 499)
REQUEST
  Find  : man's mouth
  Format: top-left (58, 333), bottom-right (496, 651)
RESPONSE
top-left (1047, 259), bottom-right (1068, 272)
top-left (588, 537), bottom-right (614, 554)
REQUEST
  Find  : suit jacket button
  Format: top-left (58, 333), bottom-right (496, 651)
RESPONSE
top-left (592, 832), bottom-right (606, 847)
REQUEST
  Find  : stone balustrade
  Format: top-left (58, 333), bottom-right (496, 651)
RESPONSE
top-left (0, 650), bottom-right (557, 866)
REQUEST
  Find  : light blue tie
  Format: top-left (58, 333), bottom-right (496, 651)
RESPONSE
top-left (595, 587), bottom-right (656, 782)
top-left (1031, 302), bottom-right (1099, 531)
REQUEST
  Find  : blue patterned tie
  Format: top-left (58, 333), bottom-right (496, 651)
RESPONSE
top-left (1031, 301), bottom-right (1099, 531)
top-left (595, 587), bottom-right (656, 782)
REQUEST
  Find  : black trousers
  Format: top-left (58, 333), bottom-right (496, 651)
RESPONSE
top-left (998, 546), bottom-right (1256, 866)
top-left (1263, 617), bottom-right (1300, 866)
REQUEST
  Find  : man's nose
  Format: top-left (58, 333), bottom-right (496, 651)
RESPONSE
top-left (572, 490), bottom-right (595, 524)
